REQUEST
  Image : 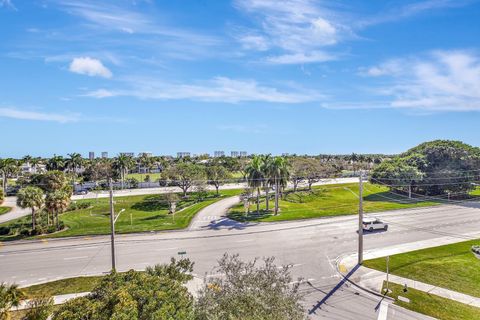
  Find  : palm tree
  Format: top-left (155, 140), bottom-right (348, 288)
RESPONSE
top-left (66, 153), bottom-right (83, 186)
top-left (0, 282), bottom-right (24, 319)
top-left (45, 190), bottom-right (71, 229)
top-left (260, 155), bottom-right (273, 211)
top-left (17, 186), bottom-right (44, 230)
top-left (138, 154), bottom-right (153, 174)
top-left (245, 155), bottom-right (264, 213)
top-left (47, 155), bottom-right (65, 171)
top-left (270, 157), bottom-right (290, 215)
top-left (113, 154), bottom-right (135, 189)
top-left (22, 155), bottom-right (32, 165)
top-left (30, 157), bottom-right (42, 174)
top-left (0, 158), bottom-right (19, 193)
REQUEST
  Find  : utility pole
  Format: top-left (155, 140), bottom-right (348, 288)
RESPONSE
top-left (358, 174), bottom-right (364, 265)
top-left (386, 255), bottom-right (390, 293)
top-left (109, 178), bottom-right (116, 271)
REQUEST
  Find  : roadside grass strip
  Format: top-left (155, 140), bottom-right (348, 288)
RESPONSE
top-left (384, 282), bottom-right (480, 320)
top-left (364, 239), bottom-right (480, 298)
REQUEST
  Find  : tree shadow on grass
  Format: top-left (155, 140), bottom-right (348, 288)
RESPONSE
top-left (131, 195), bottom-right (170, 212)
top-left (228, 210), bottom-right (274, 222)
top-left (141, 214), bottom-right (170, 221)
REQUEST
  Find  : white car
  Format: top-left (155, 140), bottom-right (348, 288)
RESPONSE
top-left (362, 218), bottom-right (388, 231)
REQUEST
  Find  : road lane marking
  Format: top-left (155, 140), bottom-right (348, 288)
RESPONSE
top-left (63, 256), bottom-right (88, 261)
top-left (377, 300), bottom-right (389, 320)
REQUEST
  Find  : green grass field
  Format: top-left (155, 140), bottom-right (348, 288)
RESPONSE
top-left (383, 282), bottom-right (480, 320)
top-left (0, 189), bottom-right (242, 241)
top-left (126, 173), bottom-right (163, 182)
top-left (228, 183), bottom-right (443, 222)
top-left (364, 239), bottom-right (480, 298)
top-left (0, 206), bottom-right (11, 215)
top-left (22, 276), bottom-right (102, 298)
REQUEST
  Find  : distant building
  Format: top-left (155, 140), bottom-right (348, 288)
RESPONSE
top-left (101, 152), bottom-right (108, 159)
top-left (239, 151), bottom-right (248, 157)
top-left (120, 152), bottom-right (135, 157)
top-left (214, 151), bottom-right (225, 157)
top-left (231, 151), bottom-right (239, 157)
top-left (138, 152), bottom-right (153, 157)
top-left (88, 152), bottom-right (95, 160)
top-left (282, 153), bottom-right (290, 157)
top-left (177, 152), bottom-right (191, 158)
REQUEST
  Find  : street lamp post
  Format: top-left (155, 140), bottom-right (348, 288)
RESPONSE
top-left (109, 178), bottom-right (125, 271)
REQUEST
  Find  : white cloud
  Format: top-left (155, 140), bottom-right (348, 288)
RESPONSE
top-left (233, 0), bottom-right (350, 64)
top-left (0, 0), bottom-right (16, 10)
top-left (266, 51), bottom-right (335, 64)
top-left (363, 51), bottom-right (480, 111)
top-left (69, 57), bottom-right (112, 78)
top-left (238, 34), bottom-right (270, 51)
top-left (0, 107), bottom-right (79, 123)
top-left (84, 76), bottom-right (321, 103)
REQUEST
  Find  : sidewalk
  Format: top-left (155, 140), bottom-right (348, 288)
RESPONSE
top-left (337, 232), bottom-right (480, 308)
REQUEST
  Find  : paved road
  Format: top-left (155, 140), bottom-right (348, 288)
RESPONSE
top-left (2, 201), bottom-right (479, 319)
top-left (0, 178), bottom-right (358, 224)
top-left (0, 197), bottom-right (29, 224)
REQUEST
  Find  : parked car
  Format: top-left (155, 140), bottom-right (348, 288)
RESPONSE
top-left (73, 189), bottom-right (88, 195)
top-left (5, 186), bottom-right (20, 196)
top-left (362, 217), bottom-right (388, 231)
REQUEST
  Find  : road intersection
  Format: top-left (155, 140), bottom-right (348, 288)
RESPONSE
top-left (2, 198), bottom-right (480, 319)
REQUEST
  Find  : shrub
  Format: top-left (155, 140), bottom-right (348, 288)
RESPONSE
top-left (0, 226), bottom-right (10, 235)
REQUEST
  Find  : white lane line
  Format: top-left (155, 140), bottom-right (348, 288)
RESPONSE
top-left (63, 256), bottom-right (88, 261)
top-left (155, 247), bottom-right (178, 251)
top-left (377, 300), bottom-right (389, 320)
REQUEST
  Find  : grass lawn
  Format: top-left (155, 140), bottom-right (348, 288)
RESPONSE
top-left (364, 239), bottom-right (480, 298)
top-left (0, 189), bottom-right (242, 241)
top-left (126, 172), bottom-right (163, 182)
top-left (228, 183), bottom-right (443, 222)
top-left (383, 282), bottom-right (480, 320)
top-left (0, 206), bottom-right (11, 215)
top-left (22, 276), bottom-right (103, 298)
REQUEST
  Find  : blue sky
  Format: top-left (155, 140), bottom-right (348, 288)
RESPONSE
top-left (1, 0), bottom-right (480, 157)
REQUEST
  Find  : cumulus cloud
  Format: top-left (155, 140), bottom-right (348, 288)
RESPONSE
top-left (0, 107), bottom-right (79, 123)
top-left (363, 51), bottom-right (480, 111)
top-left (69, 57), bottom-right (113, 78)
top-left (84, 76), bottom-right (321, 104)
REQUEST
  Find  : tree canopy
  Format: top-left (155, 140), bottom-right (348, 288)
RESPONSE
top-left (370, 140), bottom-right (480, 196)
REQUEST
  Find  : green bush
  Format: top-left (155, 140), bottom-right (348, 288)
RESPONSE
top-left (0, 188), bottom-right (4, 205)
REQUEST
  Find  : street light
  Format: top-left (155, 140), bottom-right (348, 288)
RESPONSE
top-left (109, 178), bottom-right (126, 271)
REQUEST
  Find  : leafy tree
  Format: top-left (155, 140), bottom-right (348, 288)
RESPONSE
top-left (260, 155), bottom-right (274, 211)
top-left (0, 282), bottom-right (24, 320)
top-left (45, 190), bottom-right (71, 229)
top-left (29, 171), bottom-right (69, 194)
top-left (52, 259), bottom-right (195, 320)
top-left (371, 140), bottom-right (480, 196)
top-left (195, 254), bottom-right (304, 320)
top-left (206, 165), bottom-right (230, 196)
top-left (22, 296), bottom-right (54, 320)
top-left (0, 188), bottom-right (3, 205)
top-left (165, 163), bottom-right (206, 197)
top-left (83, 159), bottom-right (113, 182)
top-left (17, 186), bottom-right (44, 230)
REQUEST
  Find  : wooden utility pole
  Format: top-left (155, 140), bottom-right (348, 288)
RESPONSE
top-left (358, 175), bottom-right (364, 265)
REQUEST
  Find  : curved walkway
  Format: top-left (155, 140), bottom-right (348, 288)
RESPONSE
top-left (0, 197), bottom-right (29, 224)
top-left (188, 195), bottom-right (244, 231)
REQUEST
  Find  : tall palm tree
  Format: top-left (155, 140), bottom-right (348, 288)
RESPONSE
top-left (45, 190), bottom-right (71, 229)
top-left (66, 153), bottom-right (83, 183)
top-left (0, 158), bottom-right (19, 193)
top-left (30, 157), bottom-right (42, 174)
top-left (138, 153), bottom-right (153, 174)
top-left (245, 155), bottom-right (264, 213)
top-left (260, 154), bottom-right (273, 211)
top-left (47, 155), bottom-right (66, 171)
top-left (113, 154), bottom-right (135, 189)
top-left (17, 186), bottom-right (44, 230)
top-left (0, 282), bottom-right (24, 319)
top-left (270, 157), bottom-right (290, 215)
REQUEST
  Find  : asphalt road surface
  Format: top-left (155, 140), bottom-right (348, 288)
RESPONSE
top-left (2, 201), bottom-right (480, 319)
